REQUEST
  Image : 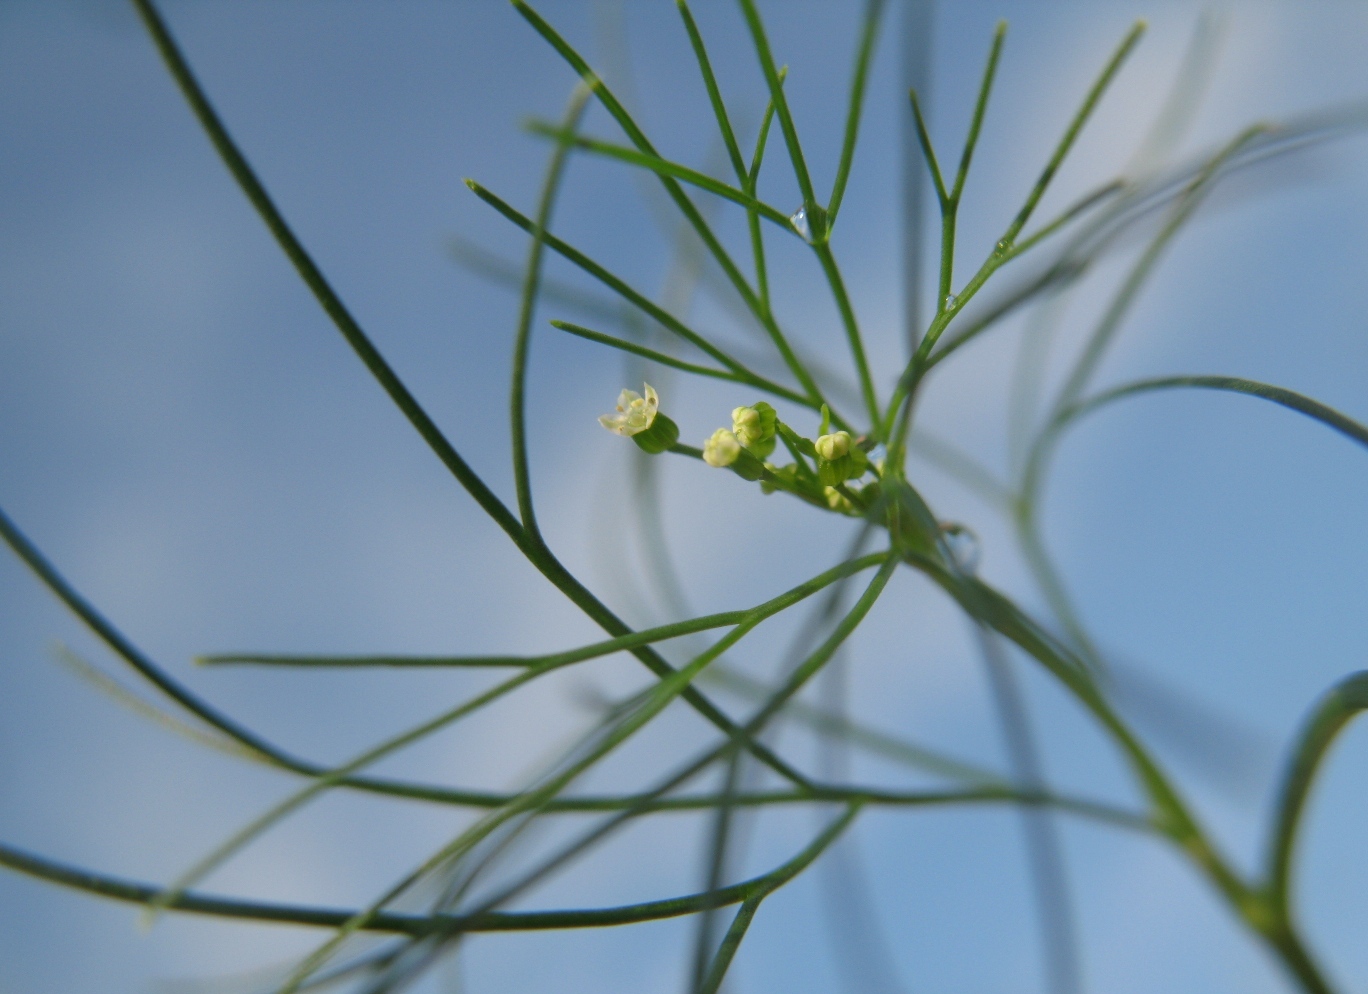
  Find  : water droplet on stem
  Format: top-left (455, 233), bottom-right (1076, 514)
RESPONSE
top-left (940, 523), bottom-right (980, 574)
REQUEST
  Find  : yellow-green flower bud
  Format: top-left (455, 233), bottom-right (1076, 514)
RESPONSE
top-left (598, 383), bottom-right (678, 454)
top-left (703, 428), bottom-right (742, 467)
top-left (703, 427), bottom-right (765, 480)
top-left (814, 431), bottom-right (850, 461)
top-left (731, 402), bottom-right (777, 458)
top-left (815, 430), bottom-right (867, 486)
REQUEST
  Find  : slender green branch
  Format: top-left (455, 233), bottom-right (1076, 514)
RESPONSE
top-left (748, 81), bottom-right (781, 308)
top-left (519, 2), bottom-right (832, 414)
top-left (676, 0), bottom-right (748, 184)
top-left (156, 553), bottom-right (890, 919)
top-left (275, 592), bottom-right (877, 991)
top-left (1263, 672), bottom-right (1368, 921)
top-left (1002, 21), bottom-right (1146, 245)
top-left (132, 0), bottom-right (812, 791)
top-left (467, 181), bottom-right (748, 376)
top-left (697, 897), bottom-right (762, 994)
top-left (950, 22), bottom-right (1006, 204)
top-left (0, 504), bottom-right (302, 769)
top-left (199, 612), bottom-right (750, 669)
top-left (524, 122), bottom-right (795, 229)
top-left (512, 2), bottom-right (772, 347)
top-left (513, 87), bottom-right (591, 537)
top-left (736, 0), bottom-right (818, 214)
top-left (1050, 126), bottom-right (1267, 414)
top-left (1058, 376), bottom-right (1368, 454)
top-left (932, 23), bottom-right (1006, 312)
top-left (519, 12), bottom-right (826, 407)
top-left (908, 89), bottom-right (948, 204)
top-left (469, 180), bottom-right (841, 425)
top-left (828, 0), bottom-right (889, 225)
top-left (130, 0), bottom-right (527, 552)
top-left (204, 554), bottom-right (888, 672)
top-left (551, 320), bottom-right (812, 406)
top-left (883, 21), bottom-right (1147, 440)
top-left (813, 242), bottom-right (882, 432)
top-left (0, 810), bottom-right (855, 937)
top-left (901, 552), bottom-right (1261, 941)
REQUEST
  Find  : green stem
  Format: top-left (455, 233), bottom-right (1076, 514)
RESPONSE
top-left (813, 242), bottom-right (882, 433)
top-left (0, 810), bottom-right (855, 937)
top-left (131, 0), bottom-right (809, 792)
top-left (827, 0), bottom-right (889, 225)
top-left (736, 0), bottom-right (817, 210)
top-left (512, 87), bottom-right (591, 536)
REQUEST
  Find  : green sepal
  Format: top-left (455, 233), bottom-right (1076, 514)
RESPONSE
top-left (631, 413), bottom-right (680, 454)
top-left (729, 447), bottom-right (766, 482)
top-left (746, 436), bottom-right (776, 459)
top-left (817, 446), bottom-right (868, 487)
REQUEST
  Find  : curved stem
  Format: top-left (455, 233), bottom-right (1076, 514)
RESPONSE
top-left (512, 86), bottom-right (592, 536)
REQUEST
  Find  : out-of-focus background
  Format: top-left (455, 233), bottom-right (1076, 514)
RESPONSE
top-left (3, 1), bottom-right (1368, 991)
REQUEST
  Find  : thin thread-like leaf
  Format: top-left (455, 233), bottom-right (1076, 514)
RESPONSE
top-left (50, 643), bottom-right (249, 758)
top-left (949, 22), bottom-right (1005, 204)
top-left (0, 504), bottom-right (300, 768)
top-left (512, 86), bottom-right (591, 537)
top-left (525, 122), bottom-right (796, 228)
top-left (828, 0), bottom-right (889, 224)
top-left (551, 320), bottom-right (812, 401)
top-left (0, 807), bottom-right (856, 936)
top-left (511, 2), bottom-right (771, 333)
top-left (908, 89), bottom-right (947, 203)
top-left (736, 0), bottom-right (817, 210)
top-left (677, 0), bottom-right (748, 183)
top-left (1002, 22), bottom-right (1146, 245)
top-left (131, 0), bottom-right (527, 550)
top-left (696, 897), bottom-right (762, 994)
top-left (1057, 376), bottom-right (1368, 454)
top-left (1263, 672), bottom-right (1368, 917)
top-left (155, 553), bottom-right (888, 923)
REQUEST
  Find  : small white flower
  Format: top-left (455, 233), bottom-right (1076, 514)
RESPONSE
top-left (598, 384), bottom-right (659, 437)
top-left (814, 430), bottom-right (851, 461)
top-left (703, 428), bottom-right (742, 467)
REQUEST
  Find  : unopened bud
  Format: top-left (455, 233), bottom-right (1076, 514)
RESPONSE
top-left (814, 431), bottom-right (851, 461)
top-left (703, 428), bottom-right (742, 467)
top-left (731, 402), bottom-right (777, 458)
top-left (815, 430), bottom-right (868, 487)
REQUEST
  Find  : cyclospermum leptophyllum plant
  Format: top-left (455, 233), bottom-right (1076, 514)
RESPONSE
top-left (3, 2), bottom-right (1368, 992)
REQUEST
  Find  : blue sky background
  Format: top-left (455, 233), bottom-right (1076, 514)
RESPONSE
top-left (3, 1), bottom-right (1368, 992)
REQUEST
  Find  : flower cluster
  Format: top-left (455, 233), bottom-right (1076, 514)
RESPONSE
top-left (599, 386), bottom-right (879, 516)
